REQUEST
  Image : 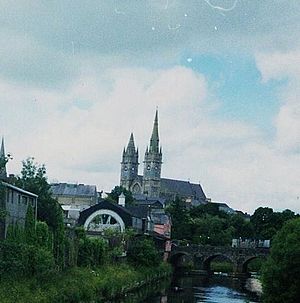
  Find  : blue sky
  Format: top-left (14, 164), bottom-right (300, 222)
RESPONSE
top-left (0, 1), bottom-right (300, 213)
top-left (182, 53), bottom-right (284, 134)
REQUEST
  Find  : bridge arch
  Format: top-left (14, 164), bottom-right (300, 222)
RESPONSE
top-left (241, 255), bottom-right (266, 273)
top-left (203, 254), bottom-right (234, 271)
top-left (169, 252), bottom-right (192, 268)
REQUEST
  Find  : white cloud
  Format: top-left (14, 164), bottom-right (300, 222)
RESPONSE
top-left (256, 51), bottom-right (300, 153)
top-left (2, 64), bottom-right (300, 214)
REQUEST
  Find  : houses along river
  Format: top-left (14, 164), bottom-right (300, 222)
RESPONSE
top-left (113, 274), bottom-right (261, 303)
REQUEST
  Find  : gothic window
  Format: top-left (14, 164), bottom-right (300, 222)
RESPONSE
top-left (147, 165), bottom-right (151, 170)
top-left (132, 183), bottom-right (141, 194)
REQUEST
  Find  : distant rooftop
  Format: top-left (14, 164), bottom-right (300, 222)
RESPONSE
top-left (51, 183), bottom-right (97, 197)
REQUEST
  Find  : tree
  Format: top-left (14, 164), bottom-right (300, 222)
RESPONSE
top-left (106, 185), bottom-right (134, 205)
top-left (14, 157), bottom-right (65, 267)
top-left (25, 204), bottom-right (36, 245)
top-left (166, 196), bottom-right (192, 240)
top-left (127, 237), bottom-right (160, 267)
top-left (262, 218), bottom-right (300, 303)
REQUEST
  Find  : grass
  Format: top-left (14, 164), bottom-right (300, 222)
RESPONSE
top-left (0, 263), bottom-right (172, 303)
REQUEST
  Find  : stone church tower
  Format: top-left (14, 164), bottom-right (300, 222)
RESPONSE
top-left (120, 133), bottom-right (139, 189)
top-left (142, 110), bottom-right (162, 197)
top-left (120, 111), bottom-right (162, 198)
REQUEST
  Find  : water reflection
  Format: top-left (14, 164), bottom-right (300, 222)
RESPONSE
top-left (112, 274), bottom-right (261, 303)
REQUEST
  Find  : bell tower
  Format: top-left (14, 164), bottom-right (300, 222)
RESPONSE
top-left (120, 133), bottom-right (139, 190)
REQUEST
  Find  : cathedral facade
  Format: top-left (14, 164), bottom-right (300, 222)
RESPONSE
top-left (120, 111), bottom-right (207, 206)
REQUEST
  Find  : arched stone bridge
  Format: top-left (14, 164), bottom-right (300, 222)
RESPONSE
top-left (169, 244), bottom-right (270, 275)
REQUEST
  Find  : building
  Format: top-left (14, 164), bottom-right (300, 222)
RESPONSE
top-left (51, 182), bottom-right (98, 211)
top-left (0, 138), bottom-right (37, 239)
top-left (120, 110), bottom-right (207, 205)
top-left (209, 201), bottom-right (236, 214)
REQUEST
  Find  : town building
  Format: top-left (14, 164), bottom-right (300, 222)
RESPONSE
top-left (120, 110), bottom-right (207, 206)
top-left (0, 138), bottom-right (37, 239)
top-left (51, 182), bottom-right (99, 212)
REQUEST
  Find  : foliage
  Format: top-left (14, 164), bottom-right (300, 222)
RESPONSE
top-left (0, 241), bottom-right (55, 278)
top-left (127, 237), bottom-right (161, 267)
top-left (0, 151), bottom-right (12, 177)
top-left (14, 157), bottom-right (66, 267)
top-left (191, 215), bottom-right (234, 246)
top-left (166, 197), bottom-right (191, 240)
top-left (106, 185), bottom-right (134, 205)
top-left (211, 260), bottom-right (233, 273)
top-left (262, 218), bottom-right (300, 303)
top-left (25, 204), bottom-right (36, 245)
top-left (168, 199), bottom-right (297, 246)
top-left (36, 221), bottom-right (52, 249)
top-left (0, 263), bottom-right (172, 303)
top-left (77, 236), bottom-right (107, 267)
top-left (251, 207), bottom-right (297, 240)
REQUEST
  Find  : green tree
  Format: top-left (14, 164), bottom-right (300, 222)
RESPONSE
top-left (127, 237), bottom-right (160, 267)
top-left (262, 218), bottom-right (300, 303)
top-left (106, 186), bottom-right (134, 205)
top-left (191, 215), bottom-right (233, 246)
top-left (166, 197), bottom-right (192, 240)
top-left (25, 204), bottom-right (36, 245)
top-left (15, 157), bottom-right (65, 267)
top-left (230, 214), bottom-right (254, 239)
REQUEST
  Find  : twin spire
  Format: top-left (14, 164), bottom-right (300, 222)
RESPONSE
top-left (125, 133), bottom-right (138, 155)
top-left (149, 109), bottom-right (160, 154)
top-left (124, 110), bottom-right (161, 156)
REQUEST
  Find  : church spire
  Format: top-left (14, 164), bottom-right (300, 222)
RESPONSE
top-left (0, 137), bottom-right (7, 180)
top-left (126, 133), bottom-right (137, 154)
top-left (149, 109), bottom-right (159, 153)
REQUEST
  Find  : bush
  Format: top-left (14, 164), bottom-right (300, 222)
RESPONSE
top-left (127, 237), bottom-right (161, 267)
top-left (77, 237), bottom-right (107, 267)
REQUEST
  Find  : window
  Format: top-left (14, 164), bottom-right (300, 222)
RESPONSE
top-left (18, 194), bottom-right (21, 204)
top-left (22, 196), bottom-right (28, 205)
top-left (11, 190), bottom-right (14, 203)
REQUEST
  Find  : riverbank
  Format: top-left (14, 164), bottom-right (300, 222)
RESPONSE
top-left (0, 263), bottom-right (172, 303)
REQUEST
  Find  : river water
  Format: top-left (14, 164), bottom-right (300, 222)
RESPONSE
top-left (113, 274), bottom-right (261, 303)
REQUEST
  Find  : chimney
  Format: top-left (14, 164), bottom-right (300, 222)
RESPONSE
top-left (118, 193), bottom-right (126, 207)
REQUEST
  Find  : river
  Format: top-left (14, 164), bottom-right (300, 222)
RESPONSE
top-left (113, 273), bottom-right (261, 303)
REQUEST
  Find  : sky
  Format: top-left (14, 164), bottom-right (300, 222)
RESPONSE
top-left (1, 0), bottom-right (300, 214)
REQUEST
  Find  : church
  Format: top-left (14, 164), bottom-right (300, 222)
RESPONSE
top-left (120, 111), bottom-right (207, 207)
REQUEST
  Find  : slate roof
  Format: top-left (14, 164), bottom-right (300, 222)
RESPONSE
top-left (133, 194), bottom-right (165, 208)
top-left (126, 205), bottom-right (150, 219)
top-left (2, 182), bottom-right (38, 197)
top-left (160, 178), bottom-right (206, 201)
top-left (51, 183), bottom-right (97, 197)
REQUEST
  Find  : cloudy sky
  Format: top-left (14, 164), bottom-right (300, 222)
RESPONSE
top-left (1, 0), bottom-right (300, 213)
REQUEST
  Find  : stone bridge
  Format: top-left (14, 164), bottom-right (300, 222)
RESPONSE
top-left (169, 244), bottom-right (270, 275)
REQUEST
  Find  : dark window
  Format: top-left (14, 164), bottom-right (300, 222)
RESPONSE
top-left (22, 196), bottom-right (28, 205)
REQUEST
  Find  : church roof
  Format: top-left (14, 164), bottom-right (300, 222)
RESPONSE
top-left (51, 183), bottom-right (97, 197)
top-left (160, 178), bottom-right (206, 201)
